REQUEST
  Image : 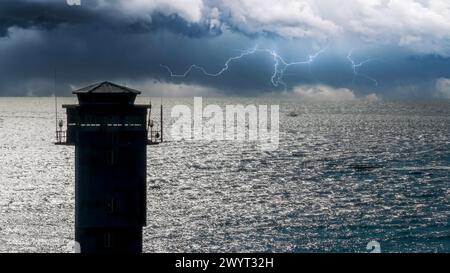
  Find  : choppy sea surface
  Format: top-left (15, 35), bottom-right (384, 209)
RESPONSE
top-left (0, 97), bottom-right (449, 253)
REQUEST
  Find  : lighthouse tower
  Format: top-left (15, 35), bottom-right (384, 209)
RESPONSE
top-left (57, 81), bottom-right (154, 253)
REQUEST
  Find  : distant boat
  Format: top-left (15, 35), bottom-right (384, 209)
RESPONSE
top-left (287, 111), bottom-right (300, 117)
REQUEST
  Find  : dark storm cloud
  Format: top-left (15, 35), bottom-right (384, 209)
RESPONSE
top-left (0, 0), bottom-right (98, 36)
top-left (0, 24), bottom-right (273, 96)
top-left (0, 0), bottom-right (450, 98)
top-left (0, 0), bottom-right (226, 96)
top-left (0, 0), bottom-right (268, 95)
top-left (0, 0), bottom-right (217, 38)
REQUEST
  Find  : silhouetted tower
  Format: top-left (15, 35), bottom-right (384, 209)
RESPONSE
top-left (56, 81), bottom-right (160, 253)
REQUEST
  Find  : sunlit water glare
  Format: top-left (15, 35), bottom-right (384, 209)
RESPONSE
top-left (0, 97), bottom-right (449, 253)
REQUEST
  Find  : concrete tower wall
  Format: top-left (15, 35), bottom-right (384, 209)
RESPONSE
top-left (60, 82), bottom-right (150, 253)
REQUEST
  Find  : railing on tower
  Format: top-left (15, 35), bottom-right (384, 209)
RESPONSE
top-left (56, 129), bottom-right (67, 144)
top-left (55, 103), bottom-right (164, 145)
top-left (147, 102), bottom-right (163, 145)
top-left (56, 119), bottom-right (66, 145)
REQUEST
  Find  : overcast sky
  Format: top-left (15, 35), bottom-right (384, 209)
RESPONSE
top-left (1, 0), bottom-right (450, 99)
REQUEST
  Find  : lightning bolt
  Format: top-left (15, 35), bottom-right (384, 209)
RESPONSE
top-left (160, 46), bottom-right (258, 78)
top-left (160, 46), bottom-right (327, 89)
top-left (261, 47), bottom-right (328, 88)
top-left (347, 49), bottom-right (378, 86)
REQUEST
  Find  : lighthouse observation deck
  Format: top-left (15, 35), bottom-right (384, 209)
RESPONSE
top-left (55, 81), bottom-right (161, 145)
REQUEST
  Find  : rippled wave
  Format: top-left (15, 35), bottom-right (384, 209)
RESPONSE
top-left (0, 97), bottom-right (449, 253)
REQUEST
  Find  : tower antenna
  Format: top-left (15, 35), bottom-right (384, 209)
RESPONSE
top-left (54, 68), bottom-right (58, 140)
top-left (160, 96), bottom-right (163, 143)
top-left (147, 98), bottom-right (155, 143)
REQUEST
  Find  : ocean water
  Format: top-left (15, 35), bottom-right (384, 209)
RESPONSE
top-left (0, 97), bottom-right (449, 253)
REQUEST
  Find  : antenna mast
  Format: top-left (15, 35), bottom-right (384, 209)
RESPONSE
top-left (54, 68), bottom-right (58, 137)
top-left (160, 97), bottom-right (163, 143)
